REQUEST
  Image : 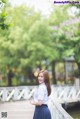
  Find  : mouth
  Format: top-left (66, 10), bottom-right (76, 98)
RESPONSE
top-left (38, 80), bottom-right (42, 83)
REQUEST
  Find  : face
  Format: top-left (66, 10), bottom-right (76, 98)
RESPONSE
top-left (38, 72), bottom-right (44, 84)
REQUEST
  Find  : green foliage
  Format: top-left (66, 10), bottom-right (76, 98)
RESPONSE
top-left (2, 0), bottom-right (6, 3)
top-left (28, 20), bottom-right (58, 63)
top-left (48, 5), bottom-right (70, 26)
top-left (72, 69), bottom-right (80, 78)
top-left (0, 0), bottom-right (10, 29)
top-left (0, 1), bottom-right (80, 85)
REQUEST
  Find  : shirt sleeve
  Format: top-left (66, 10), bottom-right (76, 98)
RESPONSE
top-left (37, 85), bottom-right (45, 100)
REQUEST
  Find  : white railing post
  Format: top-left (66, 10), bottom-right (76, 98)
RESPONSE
top-left (24, 87), bottom-right (30, 99)
top-left (13, 88), bottom-right (19, 101)
top-left (2, 88), bottom-right (8, 101)
top-left (75, 78), bottom-right (80, 90)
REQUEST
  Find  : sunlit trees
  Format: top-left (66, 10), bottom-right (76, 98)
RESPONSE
top-left (0, 1), bottom-right (80, 86)
top-left (48, 4), bottom-right (80, 83)
top-left (47, 5), bottom-right (71, 84)
top-left (0, 4), bottom-right (41, 86)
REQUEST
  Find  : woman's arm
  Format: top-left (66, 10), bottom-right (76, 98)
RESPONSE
top-left (30, 85), bottom-right (45, 106)
top-left (30, 100), bottom-right (43, 106)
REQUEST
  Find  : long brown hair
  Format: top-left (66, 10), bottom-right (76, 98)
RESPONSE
top-left (38, 70), bottom-right (51, 96)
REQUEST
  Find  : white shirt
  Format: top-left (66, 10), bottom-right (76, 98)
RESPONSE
top-left (33, 83), bottom-right (48, 104)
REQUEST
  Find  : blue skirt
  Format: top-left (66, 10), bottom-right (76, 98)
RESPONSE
top-left (33, 104), bottom-right (51, 119)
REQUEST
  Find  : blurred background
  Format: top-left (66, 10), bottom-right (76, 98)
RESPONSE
top-left (0, 0), bottom-right (80, 87)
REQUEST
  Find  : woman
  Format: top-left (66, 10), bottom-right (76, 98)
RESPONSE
top-left (30, 70), bottom-right (51, 119)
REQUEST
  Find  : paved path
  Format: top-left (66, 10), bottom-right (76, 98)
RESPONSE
top-left (0, 100), bottom-right (34, 119)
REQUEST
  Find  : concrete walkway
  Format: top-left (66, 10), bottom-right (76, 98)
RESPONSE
top-left (0, 100), bottom-right (34, 119)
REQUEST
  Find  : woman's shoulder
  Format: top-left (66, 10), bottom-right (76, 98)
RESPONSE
top-left (39, 83), bottom-right (46, 90)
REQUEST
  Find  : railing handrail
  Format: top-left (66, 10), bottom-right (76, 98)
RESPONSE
top-left (50, 97), bottom-right (73, 119)
top-left (0, 84), bottom-right (74, 88)
top-left (0, 85), bottom-right (80, 103)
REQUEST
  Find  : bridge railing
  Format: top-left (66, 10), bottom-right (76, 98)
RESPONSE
top-left (48, 98), bottom-right (73, 119)
top-left (0, 85), bottom-right (80, 103)
top-left (0, 86), bottom-right (74, 119)
top-left (51, 85), bottom-right (80, 103)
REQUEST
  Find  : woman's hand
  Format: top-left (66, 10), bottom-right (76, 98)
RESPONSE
top-left (30, 100), bottom-right (35, 105)
top-left (30, 99), bottom-right (42, 106)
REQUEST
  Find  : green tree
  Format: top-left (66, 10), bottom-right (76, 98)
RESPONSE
top-left (59, 4), bottom-right (80, 71)
top-left (0, 4), bottom-right (41, 86)
top-left (0, 0), bottom-right (10, 29)
top-left (48, 5), bottom-right (71, 84)
top-left (48, 3), bottom-right (80, 84)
